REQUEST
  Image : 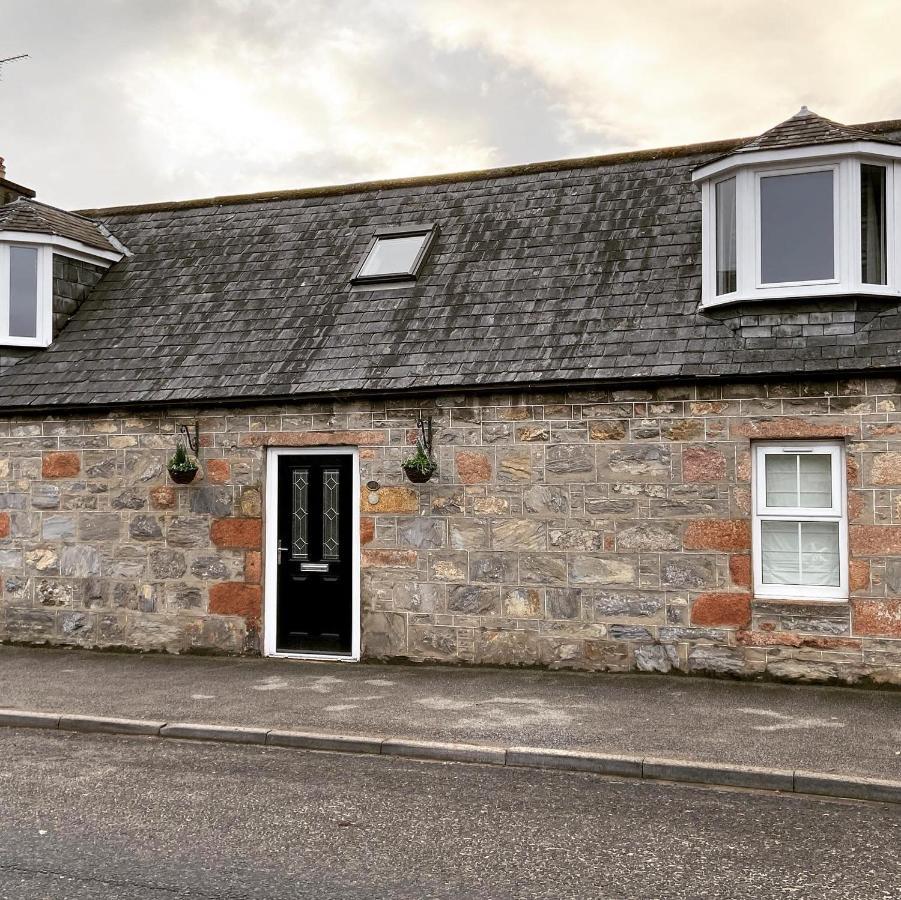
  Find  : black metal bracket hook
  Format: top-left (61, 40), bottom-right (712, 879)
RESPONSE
top-left (416, 413), bottom-right (433, 457)
top-left (178, 421), bottom-right (200, 456)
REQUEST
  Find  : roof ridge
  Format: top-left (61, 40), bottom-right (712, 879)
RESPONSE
top-left (75, 117), bottom-right (901, 219)
top-left (23, 196), bottom-right (108, 225)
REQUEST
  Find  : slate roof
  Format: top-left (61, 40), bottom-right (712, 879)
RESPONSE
top-left (0, 198), bottom-right (121, 253)
top-left (734, 106), bottom-right (899, 153)
top-left (1, 117), bottom-right (901, 411)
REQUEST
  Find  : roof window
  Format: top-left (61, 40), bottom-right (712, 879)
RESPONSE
top-left (353, 226), bottom-right (435, 284)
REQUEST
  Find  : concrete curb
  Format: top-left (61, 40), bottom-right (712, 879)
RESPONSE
top-left (1, 708), bottom-right (899, 805)
top-left (382, 738), bottom-right (506, 766)
top-left (159, 723), bottom-right (269, 745)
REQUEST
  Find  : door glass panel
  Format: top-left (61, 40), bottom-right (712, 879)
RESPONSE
top-left (322, 468), bottom-right (340, 560)
top-left (291, 468), bottom-right (309, 559)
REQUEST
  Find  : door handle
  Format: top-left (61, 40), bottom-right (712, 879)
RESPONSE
top-left (277, 542), bottom-right (288, 565)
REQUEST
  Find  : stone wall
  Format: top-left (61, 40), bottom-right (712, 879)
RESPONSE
top-left (1, 376), bottom-right (900, 685)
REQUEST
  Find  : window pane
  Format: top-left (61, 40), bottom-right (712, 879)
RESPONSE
top-left (799, 454), bottom-right (832, 507)
top-left (761, 520), bottom-right (840, 587)
top-left (715, 178), bottom-right (737, 295)
top-left (765, 452), bottom-right (833, 508)
top-left (764, 454), bottom-right (798, 507)
top-left (358, 234), bottom-right (427, 278)
top-left (861, 164), bottom-right (887, 285)
top-left (760, 171), bottom-right (834, 283)
top-left (9, 246), bottom-right (38, 338)
top-left (761, 520), bottom-right (800, 584)
top-left (799, 521), bottom-right (840, 586)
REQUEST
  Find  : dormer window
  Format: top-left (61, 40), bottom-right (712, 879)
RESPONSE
top-left (0, 241), bottom-right (51, 346)
top-left (695, 108), bottom-right (901, 307)
top-left (0, 198), bottom-right (127, 349)
top-left (352, 226), bottom-right (435, 285)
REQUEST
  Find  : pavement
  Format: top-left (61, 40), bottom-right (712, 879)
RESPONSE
top-left (1, 644), bottom-right (900, 781)
top-left (1, 728), bottom-right (899, 899)
top-left (0, 647), bottom-right (898, 783)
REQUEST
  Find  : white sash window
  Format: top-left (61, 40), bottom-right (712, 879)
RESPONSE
top-left (752, 442), bottom-right (848, 601)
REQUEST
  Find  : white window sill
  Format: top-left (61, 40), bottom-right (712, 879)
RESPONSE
top-left (753, 594), bottom-right (849, 605)
top-left (702, 284), bottom-right (901, 310)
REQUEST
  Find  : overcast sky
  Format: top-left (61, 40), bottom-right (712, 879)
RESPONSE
top-left (2, 0), bottom-right (900, 210)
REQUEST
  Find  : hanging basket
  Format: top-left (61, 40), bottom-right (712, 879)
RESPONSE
top-left (167, 466), bottom-right (198, 485)
top-left (402, 462), bottom-right (437, 484)
top-left (402, 412), bottom-right (437, 483)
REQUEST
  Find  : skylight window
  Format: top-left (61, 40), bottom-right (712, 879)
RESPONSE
top-left (353, 227), bottom-right (435, 284)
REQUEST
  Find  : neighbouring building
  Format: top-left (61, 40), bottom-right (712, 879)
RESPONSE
top-left (1, 108), bottom-right (901, 686)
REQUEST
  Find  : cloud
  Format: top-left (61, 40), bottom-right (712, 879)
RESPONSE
top-left (1, 0), bottom-right (900, 208)
top-left (413, 0), bottom-right (901, 148)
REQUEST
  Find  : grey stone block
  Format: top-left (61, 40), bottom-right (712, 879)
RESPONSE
top-left (59, 714), bottom-right (165, 736)
top-left (382, 738), bottom-right (505, 766)
top-left (160, 723), bottom-right (269, 744)
top-left (643, 758), bottom-right (793, 792)
top-left (506, 746), bottom-right (642, 777)
top-left (0, 709), bottom-right (61, 729)
top-left (794, 771), bottom-right (901, 804)
top-left (266, 730), bottom-right (383, 755)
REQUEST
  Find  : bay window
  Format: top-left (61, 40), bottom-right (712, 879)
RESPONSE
top-left (752, 442), bottom-right (847, 601)
top-left (696, 145), bottom-right (901, 306)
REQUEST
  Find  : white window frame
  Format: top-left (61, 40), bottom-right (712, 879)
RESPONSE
top-left (695, 143), bottom-right (901, 307)
top-left (0, 242), bottom-right (53, 347)
top-left (752, 441), bottom-right (848, 602)
top-left (0, 231), bottom-right (122, 349)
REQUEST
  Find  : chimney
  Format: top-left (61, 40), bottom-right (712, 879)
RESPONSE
top-left (0, 156), bottom-right (36, 204)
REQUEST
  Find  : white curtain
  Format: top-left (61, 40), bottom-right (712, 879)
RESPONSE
top-left (761, 520), bottom-right (839, 587)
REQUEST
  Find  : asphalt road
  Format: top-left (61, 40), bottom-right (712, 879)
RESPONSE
top-left (0, 730), bottom-right (898, 899)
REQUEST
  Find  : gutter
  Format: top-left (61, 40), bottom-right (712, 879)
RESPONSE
top-left (0, 364), bottom-right (898, 418)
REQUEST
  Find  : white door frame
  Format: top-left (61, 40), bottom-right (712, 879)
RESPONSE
top-left (263, 446), bottom-right (361, 661)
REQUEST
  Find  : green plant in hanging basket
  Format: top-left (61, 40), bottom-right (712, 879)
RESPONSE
top-left (167, 444), bottom-right (199, 484)
top-left (401, 444), bottom-right (437, 483)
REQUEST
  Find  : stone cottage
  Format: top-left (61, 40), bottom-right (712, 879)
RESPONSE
top-left (1, 108), bottom-right (901, 685)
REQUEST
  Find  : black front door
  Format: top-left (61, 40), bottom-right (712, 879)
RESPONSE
top-left (276, 453), bottom-right (354, 655)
